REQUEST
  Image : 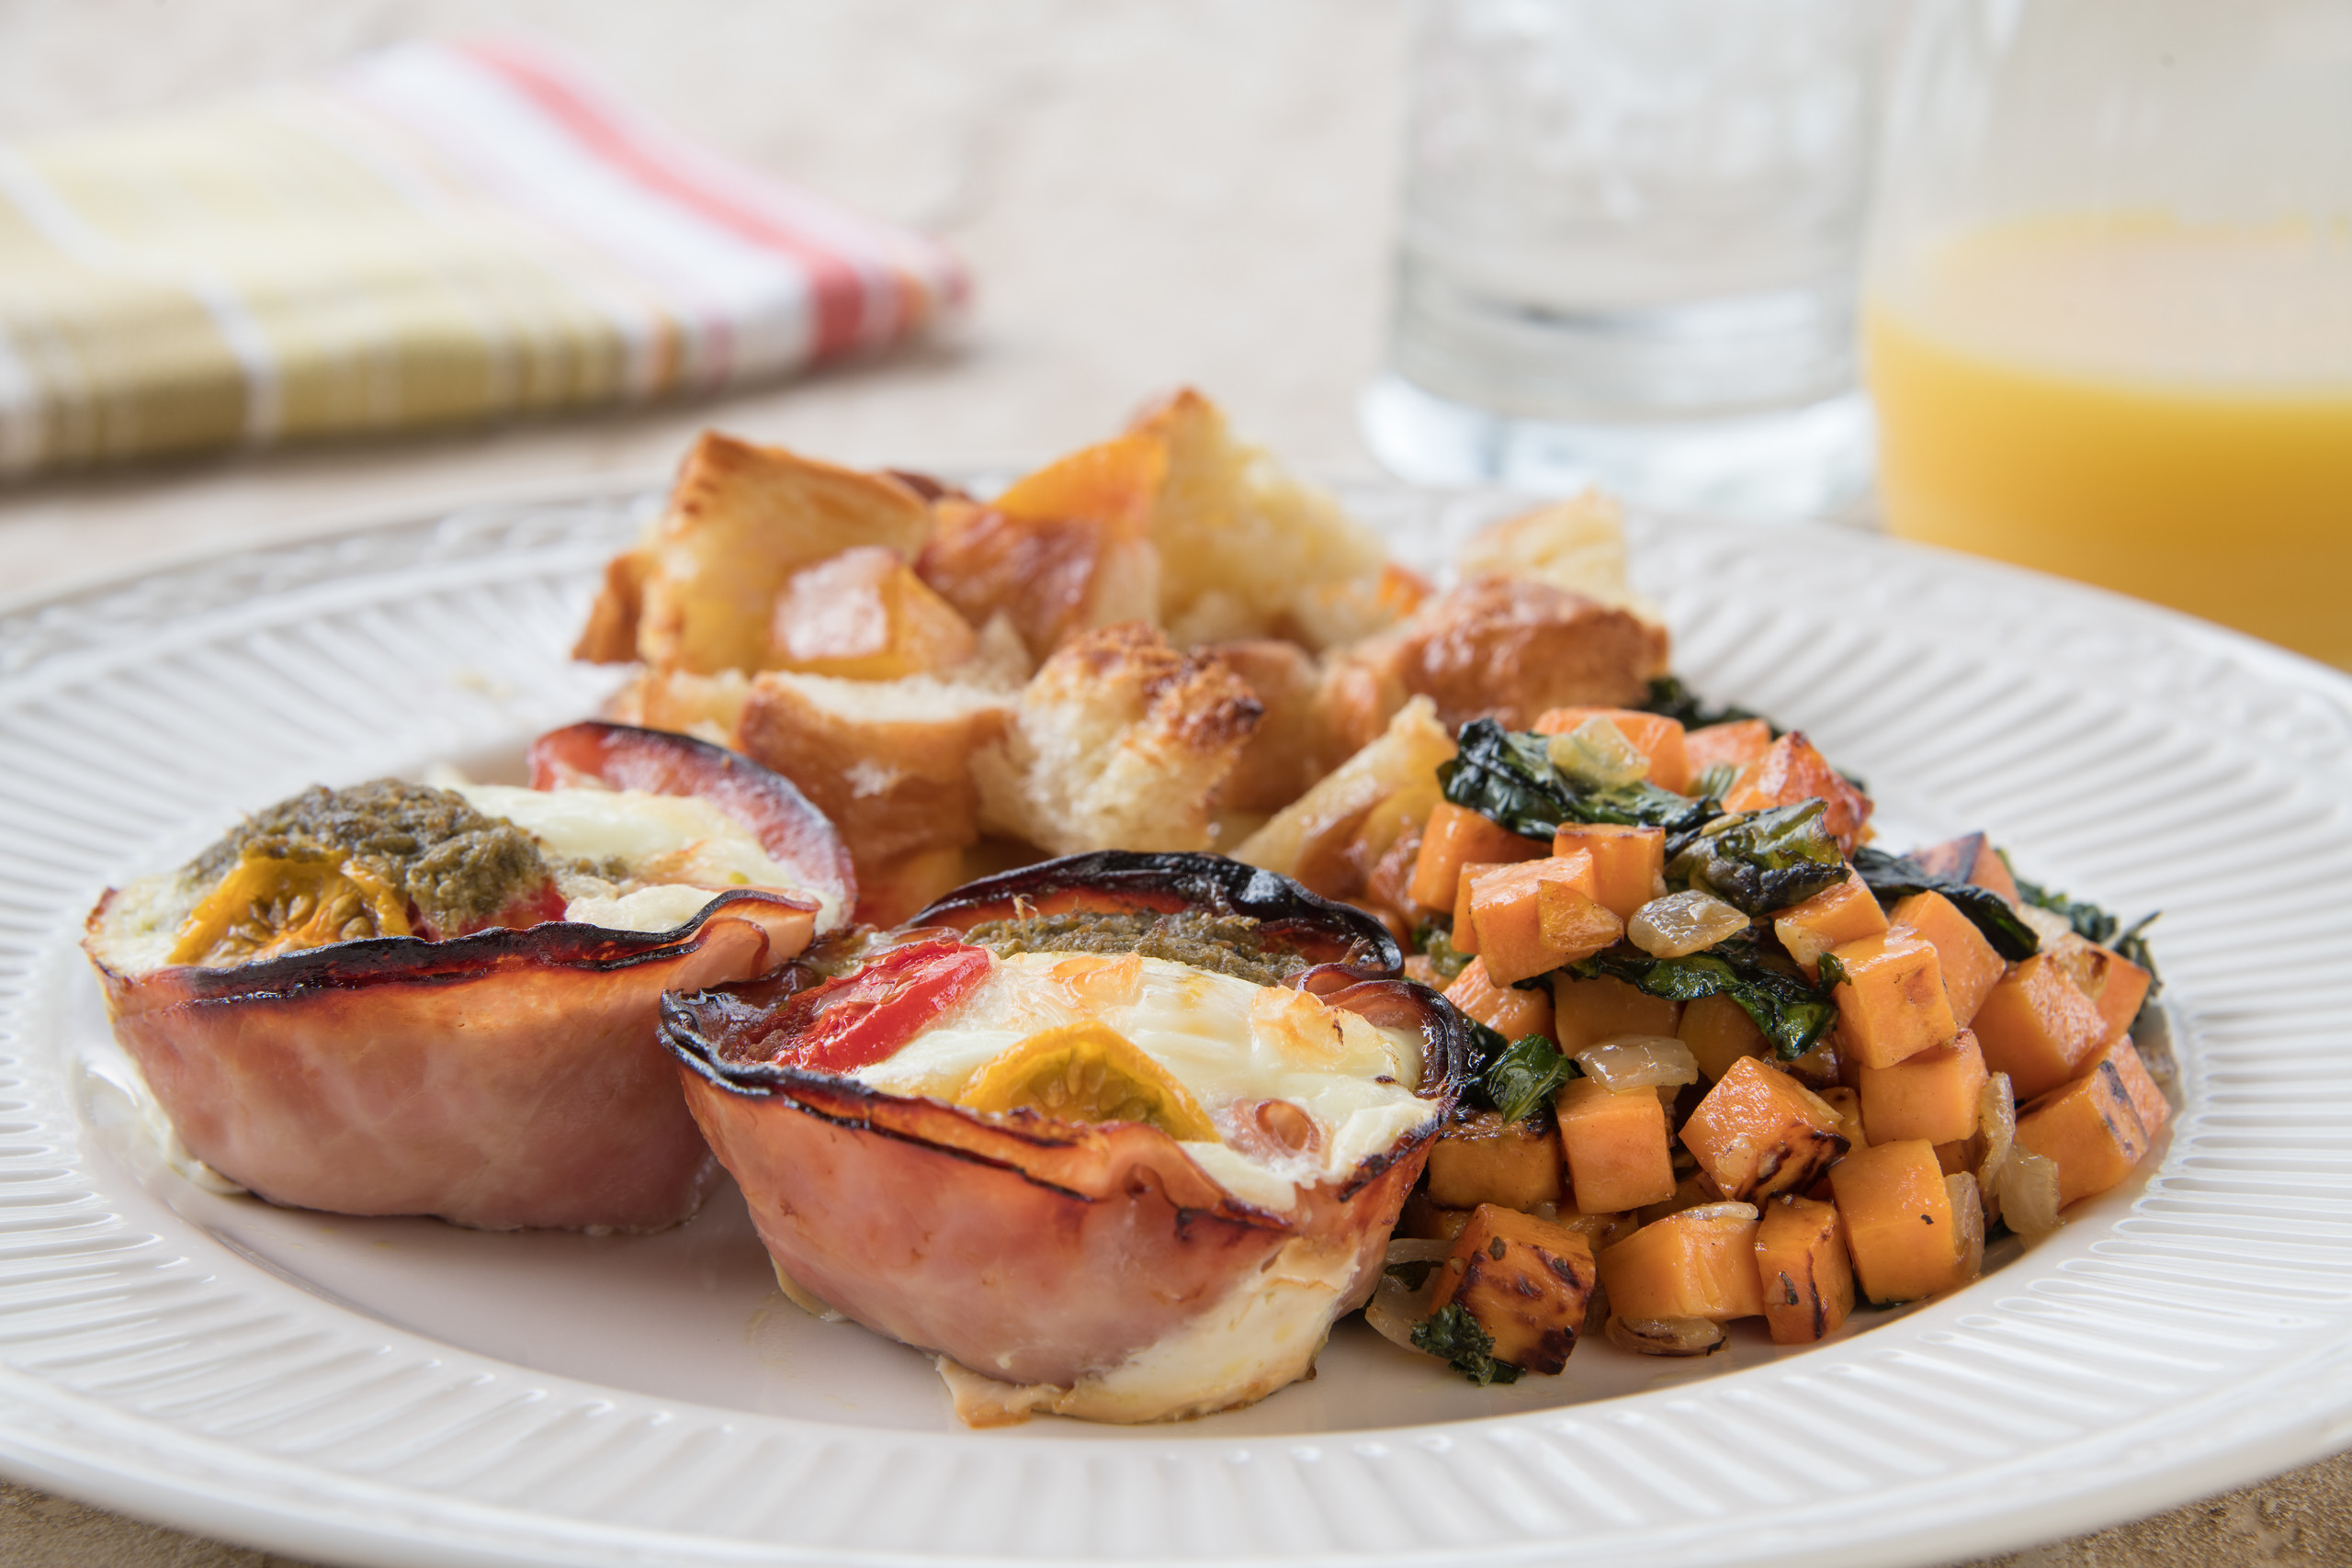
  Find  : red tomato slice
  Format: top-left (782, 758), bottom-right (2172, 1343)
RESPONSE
top-left (781, 940), bottom-right (992, 1074)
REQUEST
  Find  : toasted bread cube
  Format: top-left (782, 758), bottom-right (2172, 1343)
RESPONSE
top-left (1828, 1139), bottom-right (1963, 1303)
top-left (1554, 973), bottom-right (1682, 1054)
top-left (1679, 1056), bottom-right (1851, 1201)
top-left (917, 477), bottom-right (1160, 660)
top-left (1722, 731), bottom-right (1873, 854)
top-left (1430, 1204), bottom-right (1598, 1375)
top-left (1204, 638), bottom-right (1331, 813)
top-left (1886, 890), bottom-right (2006, 1028)
top-left (1426, 1111), bottom-right (1564, 1211)
top-left (1856, 1029), bottom-right (1988, 1145)
top-left (1973, 953), bottom-right (2109, 1100)
top-left (975, 623), bottom-right (1260, 857)
top-left (2087, 1035), bottom-right (2170, 1142)
top-left (2016, 1054), bottom-right (2156, 1208)
top-left (1907, 831), bottom-right (2022, 906)
top-left (1532, 707), bottom-right (1691, 794)
top-left (1238, 697), bottom-right (1455, 889)
top-left (1773, 871), bottom-right (1890, 979)
top-left (1555, 1077), bottom-right (1677, 1213)
top-left (1466, 852), bottom-right (1619, 986)
top-left (769, 547), bottom-right (978, 681)
top-left (1442, 957), bottom-right (1556, 1043)
top-left (1826, 931), bottom-right (1958, 1069)
top-left (1550, 823), bottom-right (1668, 920)
top-left (1454, 490), bottom-right (1653, 614)
top-left (1410, 801), bottom-right (1548, 914)
top-left (1597, 1202), bottom-right (1765, 1322)
top-left (1684, 718), bottom-right (1774, 779)
top-left (1677, 991), bottom-right (1766, 1083)
top-left (1755, 1195), bottom-right (1856, 1344)
top-left (2043, 931), bottom-right (2154, 1043)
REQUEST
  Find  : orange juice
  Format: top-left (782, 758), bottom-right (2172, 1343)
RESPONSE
top-left (1868, 216), bottom-right (2352, 667)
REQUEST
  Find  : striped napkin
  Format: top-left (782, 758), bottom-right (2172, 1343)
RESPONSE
top-left (0, 38), bottom-right (967, 475)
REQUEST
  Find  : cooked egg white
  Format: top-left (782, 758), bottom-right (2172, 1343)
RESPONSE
top-left (852, 952), bottom-right (1436, 1211)
top-left (448, 782), bottom-right (843, 934)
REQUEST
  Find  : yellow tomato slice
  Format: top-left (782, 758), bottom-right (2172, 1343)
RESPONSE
top-left (959, 1021), bottom-right (1217, 1141)
top-left (169, 849), bottom-right (412, 966)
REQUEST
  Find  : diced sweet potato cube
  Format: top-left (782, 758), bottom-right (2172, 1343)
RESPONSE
top-left (1685, 718), bottom-right (1774, 779)
top-left (1426, 1111), bottom-right (1565, 1211)
top-left (2087, 1035), bottom-right (2170, 1142)
top-left (1933, 1139), bottom-right (1974, 1175)
top-left (1678, 991), bottom-right (1766, 1083)
top-left (1555, 1077), bottom-right (1677, 1213)
top-left (1773, 871), bottom-right (1890, 979)
top-left (1826, 931), bottom-right (1958, 1069)
top-left (1554, 974), bottom-right (1681, 1054)
top-left (1828, 1139), bottom-right (1964, 1303)
top-left (1465, 852), bottom-right (1618, 985)
top-left (1398, 1191), bottom-right (1476, 1242)
top-left (1532, 707), bottom-right (1691, 794)
top-left (1430, 1204), bottom-right (1598, 1374)
top-left (1442, 957), bottom-right (1555, 1043)
top-left (1755, 1195), bottom-right (1856, 1344)
top-left (1597, 1203), bottom-right (1765, 1322)
top-left (1550, 823), bottom-right (1667, 920)
top-left (2044, 931), bottom-right (2154, 1043)
top-left (2016, 1054), bottom-right (2155, 1207)
top-left (1817, 1084), bottom-right (1869, 1148)
top-left (1856, 1029), bottom-right (1988, 1145)
top-left (1973, 953), bottom-right (2108, 1100)
top-left (1679, 1055), bottom-right (1851, 1201)
top-left (1907, 831), bottom-right (2021, 906)
top-left (1723, 731), bottom-right (1873, 854)
top-left (1449, 861), bottom-right (1507, 955)
top-left (1408, 802), bottom-right (1546, 912)
top-left (1889, 890), bottom-right (2005, 1027)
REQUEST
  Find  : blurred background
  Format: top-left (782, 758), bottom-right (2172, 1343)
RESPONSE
top-left (1, 2), bottom-right (2346, 1562)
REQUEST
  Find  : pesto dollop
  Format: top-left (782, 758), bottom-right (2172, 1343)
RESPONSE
top-left (961, 909), bottom-right (1308, 987)
top-left (189, 779), bottom-right (556, 937)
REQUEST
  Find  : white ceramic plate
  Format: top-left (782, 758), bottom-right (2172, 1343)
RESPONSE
top-left (2, 479), bottom-right (2348, 1568)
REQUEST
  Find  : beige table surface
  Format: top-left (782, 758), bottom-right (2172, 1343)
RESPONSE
top-left (2, 3), bottom-right (2344, 1563)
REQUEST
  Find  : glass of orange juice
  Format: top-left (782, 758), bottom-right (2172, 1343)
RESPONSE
top-left (1865, 0), bottom-right (2352, 668)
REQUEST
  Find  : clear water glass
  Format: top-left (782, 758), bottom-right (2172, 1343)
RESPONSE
top-left (1363, 0), bottom-right (1882, 521)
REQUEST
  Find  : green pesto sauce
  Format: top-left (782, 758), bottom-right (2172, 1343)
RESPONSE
top-left (961, 909), bottom-right (1307, 987)
top-left (188, 778), bottom-right (559, 936)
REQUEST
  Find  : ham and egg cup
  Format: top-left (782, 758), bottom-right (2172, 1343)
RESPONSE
top-left (83, 722), bottom-right (852, 1232)
top-left (664, 851), bottom-right (1473, 1426)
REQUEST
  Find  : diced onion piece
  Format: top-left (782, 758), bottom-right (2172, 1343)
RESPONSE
top-left (1679, 1200), bottom-right (1760, 1226)
top-left (1547, 718), bottom-right (1648, 788)
top-left (1976, 1072), bottom-right (2017, 1227)
top-left (1628, 889), bottom-right (1749, 958)
top-left (1947, 1171), bottom-right (1985, 1283)
top-left (1576, 1035), bottom-right (1699, 1092)
top-left (1998, 1148), bottom-right (2064, 1241)
top-left (2016, 905), bottom-right (2075, 945)
top-left (1607, 1314), bottom-right (1724, 1356)
top-left (1363, 1266), bottom-right (1442, 1353)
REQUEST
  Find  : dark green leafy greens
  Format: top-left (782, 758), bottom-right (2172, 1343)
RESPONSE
top-left (1572, 933), bottom-right (1838, 1059)
top-left (1413, 919), bottom-right (1473, 986)
top-left (1440, 719), bottom-right (1713, 840)
top-left (1486, 1034), bottom-right (1580, 1123)
top-left (1692, 761), bottom-right (1743, 801)
top-left (1667, 800), bottom-right (1848, 916)
top-left (1411, 1302), bottom-right (1521, 1385)
top-left (2012, 872), bottom-right (2163, 995)
top-left (1851, 846), bottom-right (2041, 962)
top-left (1638, 676), bottom-right (1775, 735)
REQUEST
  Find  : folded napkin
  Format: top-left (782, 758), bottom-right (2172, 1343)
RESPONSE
top-left (0, 38), bottom-right (967, 475)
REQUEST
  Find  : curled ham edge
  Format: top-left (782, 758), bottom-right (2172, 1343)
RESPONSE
top-left (83, 721), bottom-right (851, 1233)
top-left (664, 850), bottom-right (1473, 1425)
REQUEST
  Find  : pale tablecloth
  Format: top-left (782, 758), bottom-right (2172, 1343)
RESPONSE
top-left (0, 3), bottom-right (2343, 1563)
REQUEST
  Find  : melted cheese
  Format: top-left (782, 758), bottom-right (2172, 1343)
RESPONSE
top-left (852, 952), bottom-right (1435, 1210)
top-left (450, 783), bottom-right (842, 933)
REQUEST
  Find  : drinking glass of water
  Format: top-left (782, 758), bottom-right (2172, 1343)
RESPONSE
top-left (1362, 0), bottom-right (1883, 522)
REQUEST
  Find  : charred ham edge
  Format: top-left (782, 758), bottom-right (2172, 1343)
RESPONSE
top-left (904, 849), bottom-right (1402, 978)
top-left (528, 718), bottom-right (855, 919)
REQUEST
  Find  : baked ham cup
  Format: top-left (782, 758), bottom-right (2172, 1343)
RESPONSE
top-left (84, 722), bottom-right (854, 1233)
top-left (664, 851), bottom-right (1474, 1426)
